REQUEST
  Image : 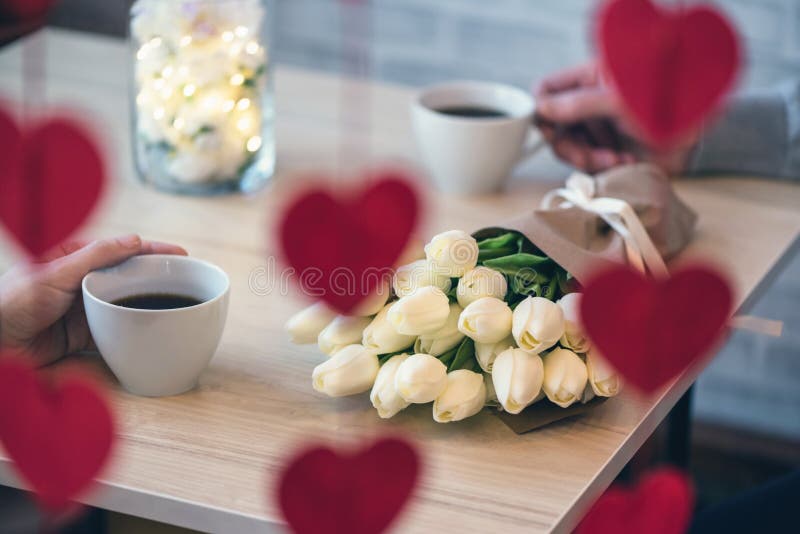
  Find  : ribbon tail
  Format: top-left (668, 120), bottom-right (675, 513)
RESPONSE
top-left (600, 214), bottom-right (647, 275)
top-left (729, 315), bottom-right (783, 337)
top-left (616, 204), bottom-right (669, 278)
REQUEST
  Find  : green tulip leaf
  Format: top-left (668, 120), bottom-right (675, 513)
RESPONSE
top-left (478, 247), bottom-right (517, 261)
top-left (446, 280), bottom-right (460, 302)
top-left (484, 253), bottom-right (553, 273)
top-left (448, 337), bottom-right (476, 372)
top-left (511, 276), bottom-right (544, 297)
top-left (477, 232), bottom-right (519, 250)
top-left (517, 236), bottom-right (540, 254)
top-left (437, 345), bottom-right (459, 367)
top-left (543, 275), bottom-right (559, 300)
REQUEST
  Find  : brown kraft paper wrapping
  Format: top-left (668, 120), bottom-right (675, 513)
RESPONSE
top-left (476, 164), bottom-right (697, 433)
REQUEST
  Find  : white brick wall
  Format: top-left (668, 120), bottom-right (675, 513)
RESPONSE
top-left (273, 0), bottom-right (800, 90)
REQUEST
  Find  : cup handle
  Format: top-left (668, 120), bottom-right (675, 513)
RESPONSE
top-left (519, 127), bottom-right (545, 162)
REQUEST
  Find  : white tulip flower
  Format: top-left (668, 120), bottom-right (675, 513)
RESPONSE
top-left (362, 303), bottom-right (416, 354)
top-left (474, 334), bottom-right (516, 373)
top-left (285, 302), bottom-right (336, 344)
top-left (318, 315), bottom-right (373, 356)
top-left (312, 344), bottom-right (379, 397)
top-left (541, 348), bottom-right (588, 408)
top-left (370, 354), bottom-right (411, 418)
top-left (512, 296), bottom-right (565, 353)
top-left (394, 353), bottom-right (448, 403)
top-left (491, 348), bottom-right (544, 414)
top-left (557, 293), bottom-right (590, 353)
top-left (388, 286), bottom-right (450, 335)
top-left (433, 370), bottom-right (487, 423)
top-left (392, 259), bottom-right (451, 298)
top-left (586, 349), bottom-right (621, 397)
top-left (424, 230), bottom-right (479, 277)
top-left (352, 282), bottom-right (391, 316)
top-left (415, 303), bottom-right (465, 356)
top-left (456, 267), bottom-right (508, 307)
top-left (458, 297), bottom-right (513, 344)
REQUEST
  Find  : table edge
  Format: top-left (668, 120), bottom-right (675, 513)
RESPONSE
top-left (0, 463), bottom-right (281, 533)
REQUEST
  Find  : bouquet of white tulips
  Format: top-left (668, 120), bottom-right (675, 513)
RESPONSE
top-left (286, 229), bottom-right (621, 424)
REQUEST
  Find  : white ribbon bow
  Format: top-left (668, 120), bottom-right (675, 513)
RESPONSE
top-left (540, 172), bottom-right (669, 278)
top-left (541, 173), bottom-right (784, 337)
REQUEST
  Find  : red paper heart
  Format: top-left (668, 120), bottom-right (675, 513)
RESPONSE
top-left (580, 265), bottom-right (732, 393)
top-left (278, 437), bottom-right (420, 534)
top-left (597, 0), bottom-right (740, 146)
top-left (0, 0), bottom-right (54, 22)
top-left (0, 109), bottom-right (105, 259)
top-left (279, 172), bottom-right (419, 314)
top-left (576, 468), bottom-right (694, 534)
top-left (0, 355), bottom-right (116, 513)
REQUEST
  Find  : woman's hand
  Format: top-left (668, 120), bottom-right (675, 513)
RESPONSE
top-left (0, 235), bottom-right (187, 365)
top-left (534, 61), bottom-right (696, 174)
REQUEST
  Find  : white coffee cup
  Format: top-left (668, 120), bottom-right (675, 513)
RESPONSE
top-left (411, 81), bottom-right (543, 195)
top-left (82, 255), bottom-right (230, 397)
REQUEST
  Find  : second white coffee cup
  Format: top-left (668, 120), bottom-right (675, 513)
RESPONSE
top-left (411, 81), bottom-right (543, 195)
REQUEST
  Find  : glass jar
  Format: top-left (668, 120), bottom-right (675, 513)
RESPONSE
top-left (129, 0), bottom-right (275, 194)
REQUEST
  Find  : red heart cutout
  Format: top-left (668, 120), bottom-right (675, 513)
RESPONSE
top-left (576, 468), bottom-right (694, 534)
top-left (597, 0), bottom-right (740, 146)
top-left (0, 0), bottom-right (55, 21)
top-left (580, 265), bottom-right (733, 393)
top-left (278, 437), bottom-right (420, 534)
top-left (0, 109), bottom-right (105, 259)
top-left (279, 172), bottom-right (419, 314)
top-left (0, 354), bottom-right (116, 513)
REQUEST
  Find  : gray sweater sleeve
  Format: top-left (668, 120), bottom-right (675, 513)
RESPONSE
top-left (688, 80), bottom-right (800, 179)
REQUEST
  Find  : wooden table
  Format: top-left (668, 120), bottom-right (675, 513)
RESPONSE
top-left (1, 29), bottom-right (799, 533)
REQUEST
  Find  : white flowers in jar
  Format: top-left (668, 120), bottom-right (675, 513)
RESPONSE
top-left (130, 0), bottom-right (273, 192)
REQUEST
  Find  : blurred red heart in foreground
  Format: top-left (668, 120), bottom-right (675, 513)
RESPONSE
top-left (278, 437), bottom-right (420, 534)
top-left (576, 467), bottom-right (695, 534)
top-left (279, 172), bottom-right (419, 314)
top-left (597, 0), bottom-right (740, 146)
top-left (0, 109), bottom-right (105, 259)
top-left (0, 355), bottom-right (116, 513)
top-left (0, 0), bottom-right (55, 21)
top-left (580, 265), bottom-right (733, 393)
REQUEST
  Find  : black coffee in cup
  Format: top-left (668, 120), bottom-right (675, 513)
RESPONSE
top-left (434, 106), bottom-right (508, 118)
top-left (112, 293), bottom-right (202, 310)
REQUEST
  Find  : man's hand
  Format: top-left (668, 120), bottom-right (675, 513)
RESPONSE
top-left (0, 235), bottom-right (187, 364)
top-left (535, 62), bottom-right (696, 174)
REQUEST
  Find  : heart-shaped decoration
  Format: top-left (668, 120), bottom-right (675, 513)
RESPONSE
top-left (278, 437), bottom-right (420, 534)
top-left (576, 468), bottom-right (694, 534)
top-left (0, 109), bottom-right (105, 259)
top-left (279, 172), bottom-right (419, 314)
top-left (0, 0), bottom-right (55, 21)
top-left (597, 0), bottom-right (740, 146)
top-left (580, 265), bottom-right (733, 393)
top-left (0, 354), bottom-right (116, 513)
